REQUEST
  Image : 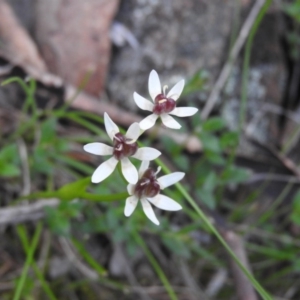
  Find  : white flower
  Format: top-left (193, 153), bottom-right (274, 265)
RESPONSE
top-left (124, 161), bottom-right (184, 225)
top-left (83, 113), bottom-right (161, 184)
top-left (134, 70), bottom-right (198, 130)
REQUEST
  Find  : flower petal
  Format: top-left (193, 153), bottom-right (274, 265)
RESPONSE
top-left (127, 183), bottom-right (135, 195)
top-left (124, 195), bottom-right (138, 217)
top-left (141, 198), bottom-right (159, 225)
top-left (83, 143), bottom-right (113, 156)
top-left (139, 114), bottom-right (159, 130)
top-left (167, 79), bottom-right (184, 101)
top-left (121, 157), bottom-right (138, 184)
top-left (138, 160), bottom-right (150, 178)
top-left (148, 70), bottom-right (161, 101)
top-left (147, 194), bottom-right (182, 211)
top-left (91, 156), bottom-right (118, 183)
top-left (104, 112), bottom-right (119, 141)
top-left (169, 107), bottom-right (198, 117)
top-left (131, 147), bottom-right (161, 161)
top-left (133, 92), bottom-right (154, 111)
top-left (161, 114), bottom-right (181, 129)
top-left (126, 122), bottom-right (141, 142)
top-left (158, 172), bottom-right (185, 189)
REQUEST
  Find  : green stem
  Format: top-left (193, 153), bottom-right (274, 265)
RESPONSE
top-left (117, 163), bottom-right (128, 184)
top-left (132, 231), bottom-right (178, 300)
top-left (157, 158), bottom-right (272, 300)
top-left (72, 238), bottom-right (107, 276)
top-left (17, 226), bottom-right (58, 300)
top-left (57, 70), bottom-right (93, 114)
top-left (1, 77), bottom-right (29, 92)
top-left (239, 0), bottom-right (273, 133)
top-left (258, 182), bottom-right (293, 226)
top-left (81, 192), bottom-right (128, 202)
top-left (13, 222), bottom-right (43, 300)
top-left (17, 190), bottom-right (128, 203)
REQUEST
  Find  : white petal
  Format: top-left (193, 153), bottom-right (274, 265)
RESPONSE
top-left (148, 70), bottom-right (161, 101)
top-left (138, 160), bottom-right (150, 177)
top-left (126, 122), bottom-right (141, 142)
top-left (167, 79), bottom-right (184, 101)
top-left (91, 156), bottom-right (118, 183)
top-left (158, 172), bottom-right (185, 189)
top-left (104, 112), bottom-right (119, 141)
top-left (121, 157), bottom-right (138, 184)
top-left (124, 195), bottom-right (138, 217)
top-left (133, 92), bottom-right (154, 111)
top-left (169, 107), bottom-right (198, 117)
top-left (127, 184), bottom-right (135, 195)
top-left (141, 198), bottom-right (159, 225)
top-left (139, 114), bottom-right (159, 130)
top-left (161, 114), bottom-right (181, 129)
top-left (147, 194), bottom-right (182, 211)
top-left (83, 143), bottom-right (113, 156)
top-left (131, 147), bottom-right (161, 161)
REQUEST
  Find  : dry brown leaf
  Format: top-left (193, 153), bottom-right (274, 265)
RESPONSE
top-left (0, 0), bottom-right (61, 86)
top-left (35, 0), bottom-right (119, 96)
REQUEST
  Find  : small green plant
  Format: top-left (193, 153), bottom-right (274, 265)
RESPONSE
top-left (45, 201), bottom-right (84, 236)
top-left (291, 190), bottom-right (300, 225)
top-left (284, 0), bottom-right (300, 23)
top-left (0, 143), bottom-right (20, 178)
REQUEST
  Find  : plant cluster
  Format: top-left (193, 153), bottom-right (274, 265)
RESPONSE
top-left (83, 70), bottom-right (198, 225)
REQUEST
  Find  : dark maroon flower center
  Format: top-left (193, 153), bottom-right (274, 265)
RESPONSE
top-left (134, 168), bottom-right (160, 198)
top-left (153, 93), bottom-right (176, 115)
top-left (113, 132), bottom-right (138, 160)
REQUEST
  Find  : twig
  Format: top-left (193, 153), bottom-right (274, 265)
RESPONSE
top-left (220, 230), bottom-right (258, 300)
top-left (247, 135), bottom-right (300, 180)
top-left (17, 139), bottom-right (31, 196)
top-left (261, 103), bottom-right (300, 124)
top-left (237, 225), bottom-right (300, 248)
top-left (247, 173), bottom-right (300, 184)
top-left (0, 63), bottom-right (13, 75)
top-left (111, 243), bottom-right (153, 300)
top-left (65, 85), bottom-right (139, 127)
top-left (0, 252), bottom-right (14, 277)
top-left (178, 258), bottom-right (209, 300)
top-left (201, 0), bottom-right (266, 120)
top-left (59, 237), bottom-right (98, 280)
top-left (38, 229), bottom-right (51, 274)
top-left (205, 268), bottom-right (227, 297)
top-left (130, 285), bottom-right (199, 295)
top-left (0, 199), bottom-right (59, 225)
